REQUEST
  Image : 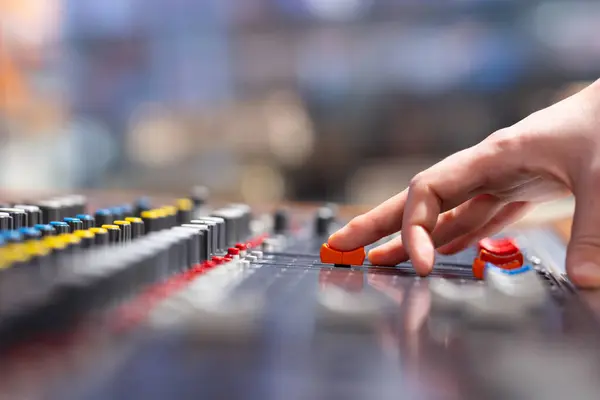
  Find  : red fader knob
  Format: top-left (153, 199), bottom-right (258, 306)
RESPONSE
top-left (478, 237), bottom-right (518, 256)
top-left (472, 237), bottom-right (523, 280)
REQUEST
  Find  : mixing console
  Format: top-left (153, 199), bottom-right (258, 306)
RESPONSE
top-left (0, 189), bottom-right (599, 400)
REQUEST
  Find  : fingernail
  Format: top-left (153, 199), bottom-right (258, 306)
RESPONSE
top-left (572, 263), bottom-right (600, 286)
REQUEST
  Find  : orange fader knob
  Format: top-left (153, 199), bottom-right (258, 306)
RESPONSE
top-left (320, 243), bottom-right (366, 266)
top-left (341, 247), bottom-right (366, 266)
top-left (320, 243), bottom-right (343, 265)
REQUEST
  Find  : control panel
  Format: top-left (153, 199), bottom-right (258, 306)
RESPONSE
top-left (0, 191), bottom-right (598, 400)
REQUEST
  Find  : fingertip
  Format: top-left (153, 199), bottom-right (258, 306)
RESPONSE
top-left (407, 226), bottom-right (435, 277)
top-left (567, 262), bottom-right (600, 289)
top-left (368, 247), bottom-right (409, 266)
top-left (327, 229), bottom-right (347, 250)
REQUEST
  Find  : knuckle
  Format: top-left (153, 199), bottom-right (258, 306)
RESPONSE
top-left (409, 173), bottom-right (428, 193)
top-left (486, 128), bottom-right (522, 155)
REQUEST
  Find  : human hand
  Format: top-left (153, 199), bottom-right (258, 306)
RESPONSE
top-left (328, 79), bottom-right (600, 288)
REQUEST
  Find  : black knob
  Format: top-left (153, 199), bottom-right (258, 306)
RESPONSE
top-left (38, 200), bottom-right (60, 224)
top-left (0, 208), bottom-right (27, 230)
top-left (273, 209), bottom-right (288, 235)
top-left (95, 209), bottom-right (113, 227)
top-left (191, 186), bottom-right (209, 208)
top-left (134, 197), bottom-right (151, 218)
top-left (0, 213), bottom-right (13, 230)
top-left (315, 207), bottom-right (334, 237)
top-left (13, 205), bottom-right (42, 227)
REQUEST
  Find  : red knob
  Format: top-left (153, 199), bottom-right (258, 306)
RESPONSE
top-left (478, 237), bottom-right (518, 256)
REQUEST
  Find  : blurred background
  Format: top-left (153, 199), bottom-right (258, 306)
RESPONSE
top-left (0, 0), bottom-right (598, 205)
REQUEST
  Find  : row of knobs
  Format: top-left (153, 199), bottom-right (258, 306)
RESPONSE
top-left (273, 204), bottom-right (337, 237)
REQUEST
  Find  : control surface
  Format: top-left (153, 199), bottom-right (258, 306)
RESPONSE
top-left (0, 194), bottom-right (598, 400)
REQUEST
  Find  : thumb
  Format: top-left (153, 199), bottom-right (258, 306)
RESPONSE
top-left (566, 184), bottom-right (600, 288)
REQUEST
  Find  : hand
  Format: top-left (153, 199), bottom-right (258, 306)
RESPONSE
top-left (328, 79), bottom-right (600, 288)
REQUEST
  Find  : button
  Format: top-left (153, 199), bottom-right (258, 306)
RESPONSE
top-left (228, 247), bottom-right (240, 256)
top-left (472, 237), bottom-right (523, 280)
top-left (235, 243), bottom-right (247, 257)
top-left (320, 243), bottom-right (343, 264)
top-left (212, 256), bottom-right (224, 265)
top-left (478, 249), bottom-right (524, 267)
top-left (478, 237), bottom-right (518, 256)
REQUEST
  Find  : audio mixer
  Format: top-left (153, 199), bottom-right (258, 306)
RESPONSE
top-left (0, 190), bottom-right (600, 400)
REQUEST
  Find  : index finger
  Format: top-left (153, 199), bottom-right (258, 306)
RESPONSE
top-left (327, 189), bottom-right (408, 251)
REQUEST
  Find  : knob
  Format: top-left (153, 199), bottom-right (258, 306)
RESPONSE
top-left (191, 186), bottom-right (209, 208)
top-left (315, 207), bottom-right (334, 237)
top-left (273, 208), bottom-right (288, 234)
top-left (0, 208), bottom-right (27, 230)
